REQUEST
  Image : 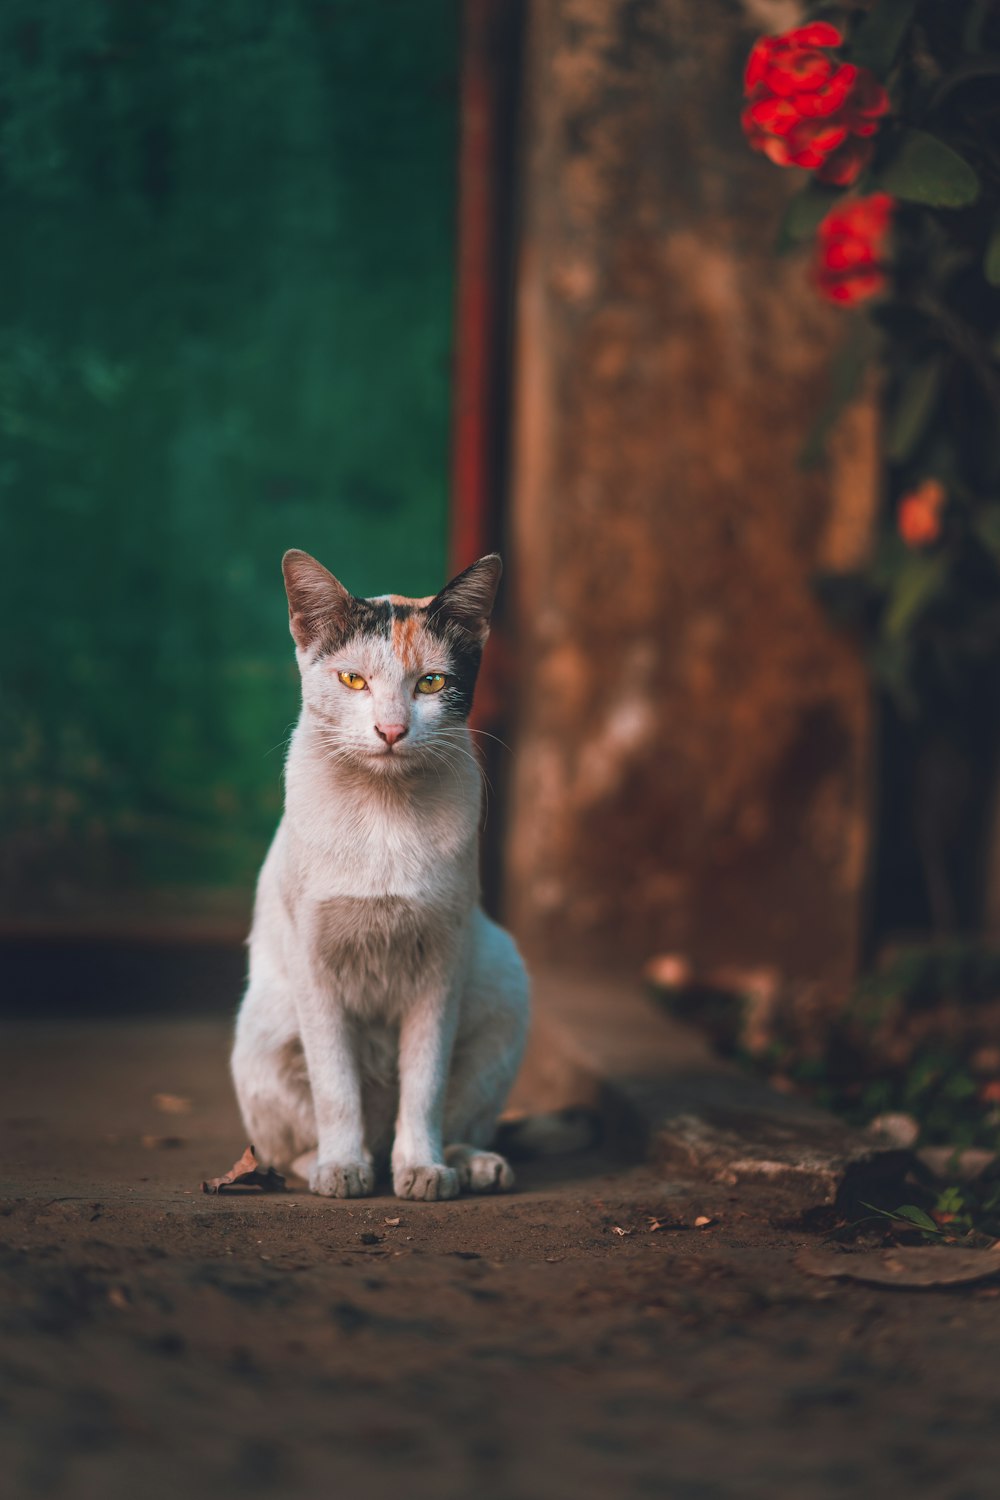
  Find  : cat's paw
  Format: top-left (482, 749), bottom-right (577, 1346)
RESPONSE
top-left (392, 1163), bottom-right (461, 1201)
top-left (310, 1159), bottom-right (375, 1198)
top-left (445, 1145), bottom-right (515, 1193)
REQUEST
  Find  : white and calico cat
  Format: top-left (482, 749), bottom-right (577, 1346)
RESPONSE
top-left (231, 548), bottom-right (529, 1200)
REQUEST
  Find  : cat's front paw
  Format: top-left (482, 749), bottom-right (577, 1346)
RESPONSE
top-left (310, 1159), bottom-right (375, 1198)
top-left (445, 1145), bottom-right (516, 1193)
top-left (392, 1163), bottom-right (460, 1201)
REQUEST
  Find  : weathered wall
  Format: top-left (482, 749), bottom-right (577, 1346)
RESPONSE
top-left (504, 0), bottom-right (878, 985)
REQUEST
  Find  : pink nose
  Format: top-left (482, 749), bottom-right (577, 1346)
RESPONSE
top-left (375, 723), bottom-right (408, 747)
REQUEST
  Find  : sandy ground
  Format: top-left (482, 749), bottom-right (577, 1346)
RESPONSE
top-left (3, 1018), bottom-right (1000, 1500)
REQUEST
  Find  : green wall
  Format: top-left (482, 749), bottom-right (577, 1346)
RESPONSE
top-left (0, 0), bottom-right (458, 927)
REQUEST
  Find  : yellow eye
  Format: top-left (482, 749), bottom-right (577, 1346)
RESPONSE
top-left (416, 673), bottom-right (446, 695)
top-left (338, 670), bottom-right (367, 691)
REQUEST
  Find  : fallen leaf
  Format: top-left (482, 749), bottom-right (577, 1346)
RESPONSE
top-left (611, 1225), bottom-right (632, 1237)
top-left (796, 1243), bottom-right (1000, 1289)
top-left (153, 1093), bottom-right (193, 1115)
top-left (201, 1145), bottom-right (287, 1195)
top-left (384, 1217), bottom-right (401, 1227)
top-left (142, 1135), bottom-right (185, 1150)
top-left (694, 1216), bottom-right (713, 1228)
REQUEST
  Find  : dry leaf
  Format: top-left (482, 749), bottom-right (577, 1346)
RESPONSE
top-left (694, 1216), bottom-right (713, 1228)
top-left (384, 1217), bottom-right (401, 1227)
top-left (797, 1243), bottom-right (1000, 1289)
top-left (153, 1093), bottom-right (192, 1115)
top-left (201, 1144), bottom-right (287, 1195)
top-left (611, 1225), bottom-right (632, 1237)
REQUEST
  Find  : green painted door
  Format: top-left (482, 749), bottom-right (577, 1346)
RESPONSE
top-left (1, 1), bottom-right (458, 932)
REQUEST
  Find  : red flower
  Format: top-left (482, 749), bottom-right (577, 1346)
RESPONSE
top-left (743, 22), bottom-right (890, 185)
top-left (897, 479), bottom-right (947, 548)
top-left (813, 193), bottom-right (895, 306)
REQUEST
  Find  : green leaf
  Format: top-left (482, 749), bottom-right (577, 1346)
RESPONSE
top-left (877, 130), bottom-right (980, 208)
top-left (886, 358), bottom-right (944, 463)
top-left (936, 1185), bottom-right (966, 1216)
top-left (985, 221), bottom-right (1000, 287)
top-left (851, 0), bottom-right (918, 78)
top-left (884, 552), bottom-right (947, 640)
top-left (894, 1204), bottom-right (941, 1234)
top-left (799, 321), bottom-right (879, 470)
top-left (776, 182), bottom-right (843, 255)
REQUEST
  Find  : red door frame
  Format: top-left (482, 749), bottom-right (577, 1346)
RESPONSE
top-left (449, 0), bottom-right (523, 904)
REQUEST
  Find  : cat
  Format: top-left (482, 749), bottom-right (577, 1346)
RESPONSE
top-left (230, 548), bottom-right (530, 1200)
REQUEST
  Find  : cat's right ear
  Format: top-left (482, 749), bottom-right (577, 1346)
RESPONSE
top-left (282, 549), bottom-right (353, 651)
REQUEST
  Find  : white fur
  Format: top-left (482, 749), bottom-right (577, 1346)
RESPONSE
top-left (231, 561), bottom-right (529, 1201)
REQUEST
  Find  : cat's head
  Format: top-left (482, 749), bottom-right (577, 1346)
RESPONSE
top-left (282, 549), bottom-right (502, 772)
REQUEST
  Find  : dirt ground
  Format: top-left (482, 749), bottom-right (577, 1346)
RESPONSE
top-left (3, 1019), bottom-right (1000, 1500)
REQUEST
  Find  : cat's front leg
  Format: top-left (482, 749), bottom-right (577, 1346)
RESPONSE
top-left (294, 980), bottom-right (374, 1198)
top-left (392, 986), bottom-right (461, 1201)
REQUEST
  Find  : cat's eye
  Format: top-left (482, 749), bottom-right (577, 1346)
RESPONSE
top-left (416, 673), bottom-right (447, 695)
top-left (338, 670), bottom-right (367, 691)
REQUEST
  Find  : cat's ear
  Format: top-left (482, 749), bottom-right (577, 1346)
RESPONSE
top-left (282, 549), bottom-right (353, 651)
top-left (428, 554), bottom-right (502, 643)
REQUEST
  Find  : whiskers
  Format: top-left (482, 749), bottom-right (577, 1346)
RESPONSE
top-left (301, 727), bottom-right (372, 778)
top-left (299, 720), bottom-right (497, 830)
top-left (431, 730), bottom-right (496, 830)
top-left (264, 721), bottom-right (298, 760)
top-left (465, 726), bottom-right (514, 757)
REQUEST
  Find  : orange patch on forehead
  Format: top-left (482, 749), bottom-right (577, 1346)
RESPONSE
top-left (386, 593), bottom-right (435, 608)
top-left (391, 610), bottom-right (427, 672)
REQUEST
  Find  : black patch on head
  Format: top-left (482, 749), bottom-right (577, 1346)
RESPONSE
top-left (306, 596), bottom-right (392, 655)
top-left (421, 555), bottom-right (501, 719)
top-left (348, 597), bottom-right (394, 639)
top-left (424, 613), bottom-right (484, 721)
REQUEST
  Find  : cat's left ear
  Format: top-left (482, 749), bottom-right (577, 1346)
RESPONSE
top-left (428, 554), bottom-right (502, 643)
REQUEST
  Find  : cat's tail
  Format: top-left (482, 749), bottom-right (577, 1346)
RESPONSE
top-left (494, 1107), bottom-right (601, 1160)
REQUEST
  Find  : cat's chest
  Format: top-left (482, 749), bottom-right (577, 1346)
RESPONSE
top-left (315, 893), bottom-right (457, 1013)
top-left (300, 799), bottom-right (469, 903)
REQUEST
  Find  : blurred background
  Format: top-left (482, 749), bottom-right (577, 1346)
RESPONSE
top-left (2, 0), bottom-right (999, 1044)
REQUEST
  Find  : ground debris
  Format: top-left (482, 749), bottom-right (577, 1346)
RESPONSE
top-left (797, 1243), bottom-right (1000, 1289)
top-left (201, 1145), bottom-right (287, 1195)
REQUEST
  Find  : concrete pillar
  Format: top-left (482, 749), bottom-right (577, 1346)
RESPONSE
top-left (504, 0), bottom-right (878, 986)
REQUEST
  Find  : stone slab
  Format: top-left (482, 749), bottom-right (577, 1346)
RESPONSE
top-left (520, 969), bottom-right (909, 1207)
